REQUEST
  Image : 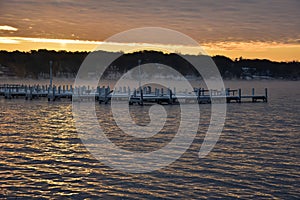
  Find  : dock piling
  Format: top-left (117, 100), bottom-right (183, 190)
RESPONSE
top-left (140, 88), bottom-right (144, 106)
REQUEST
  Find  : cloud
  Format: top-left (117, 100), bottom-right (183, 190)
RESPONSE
top-left (0, 25), bottom-right (18, 31)
top-left (0, 37), bottom-right (19, 44)
top-left (202, 41), bottom-right (300, 52)
top-left (0, 36), bottom-right (102, 45)
top-left (1, 0), bottom-right (299, 43)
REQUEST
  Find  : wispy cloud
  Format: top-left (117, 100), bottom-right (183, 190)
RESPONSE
top-left (203, 41), bottom-right (300, 52)
top-left (0, 36), bottom-right (202, 53)
top-left (0, 37), bottom-right (19, 44)
top-left (0, 25), bottom-right (18, 31)
top-left (11, 37), bottom-right (101, 44)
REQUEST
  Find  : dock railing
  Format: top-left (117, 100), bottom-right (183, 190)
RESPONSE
top-left (0, 84), bottom-right (268, 105)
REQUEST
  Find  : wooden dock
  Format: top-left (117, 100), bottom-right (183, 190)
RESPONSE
top-left (0, 84), bottom-right (268, 105)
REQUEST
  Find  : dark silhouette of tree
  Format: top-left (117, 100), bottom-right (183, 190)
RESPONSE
top-left (0, 50), bottom-right (298, 80)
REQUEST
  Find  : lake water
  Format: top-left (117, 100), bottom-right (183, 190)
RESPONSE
top-left (0, 80), bottom-right (299, 199)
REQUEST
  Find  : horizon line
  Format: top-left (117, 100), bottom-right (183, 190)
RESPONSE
top-left (0, 48), bottom-right (299, 63)
top-left (0, 36), bottom-right (299, 62)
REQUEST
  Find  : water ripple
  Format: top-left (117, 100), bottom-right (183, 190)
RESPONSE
top-left (0, 81), bottom-right (299, 198)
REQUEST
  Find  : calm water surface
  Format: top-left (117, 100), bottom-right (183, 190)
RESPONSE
top-left (0, 81), bottom-right (299, 199)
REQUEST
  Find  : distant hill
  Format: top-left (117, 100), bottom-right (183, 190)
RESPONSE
top-left (0, 49), bottom-right (299, 80)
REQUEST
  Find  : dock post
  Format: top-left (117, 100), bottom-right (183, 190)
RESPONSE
top-left (265, 88), bottom-right (268, 102)
top-left (104, 86), bottom-right (108, 104)
top-left (36, 85), bottom-right (39, 99)
top-left (252, 88), bottom-right (255, 102)
top-left (238, 88), bottom-right (241, 103)
top-left (24, 85), bottom-right (27, 100)
top-left (4, 86), bottom-right (7, 99)
top-left (9, 87), bottom-right (12, 99)
top-left (98, 87), bottom-right (102, 104)
top-left (7, 87), bottom-right (12, 99)
top-left (47, 86), bottom-right (50, 101)
top-left (168, 88), bottom-right (173, 104)
top-left (29, 87), bottom-right (33, 100)
top-left (161, 88), bottom-right (164, 96)
top-left (58, 86), bottom-right (61, 100)
top-left (197, 88), bottom-right (201, 103)
top-left (52, 86), bottom-right (56, 101)
top-left (140, 88), bottom-right (144, 106)
top-left (49, 60), bottom-right (53, 89)
top-left (25, 86), bottom-right (28, 100)
top-left (95, 86), bottom-right (99, 101)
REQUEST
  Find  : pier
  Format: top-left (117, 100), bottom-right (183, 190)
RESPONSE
top-left (0, 84), bottom-right (268, 105)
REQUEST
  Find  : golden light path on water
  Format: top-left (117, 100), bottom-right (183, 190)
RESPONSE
top-left (0, 80), bottom-right (299, 198)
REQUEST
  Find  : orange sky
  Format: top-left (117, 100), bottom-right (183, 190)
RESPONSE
top-left (0, 36), bottom-right (299, 62)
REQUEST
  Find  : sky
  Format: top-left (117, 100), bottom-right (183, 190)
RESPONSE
top-left (0, 0), bottom-right (299, 61)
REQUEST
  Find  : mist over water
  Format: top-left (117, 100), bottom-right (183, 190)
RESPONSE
top-left (0, 80), bottom-right (299, 199)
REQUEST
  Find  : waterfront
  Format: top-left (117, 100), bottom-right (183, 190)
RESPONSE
top-left (0, 80), bottom-right (299, 199)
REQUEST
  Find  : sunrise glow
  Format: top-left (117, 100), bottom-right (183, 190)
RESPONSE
top-left (0, 36), bottom-right (299, 61)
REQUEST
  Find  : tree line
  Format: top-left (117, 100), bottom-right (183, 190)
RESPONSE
top-left (0, 49), bottom-right (299, 80)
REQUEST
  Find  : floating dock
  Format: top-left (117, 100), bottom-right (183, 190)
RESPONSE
top-left (0, 84), bottom-right (268, 105)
